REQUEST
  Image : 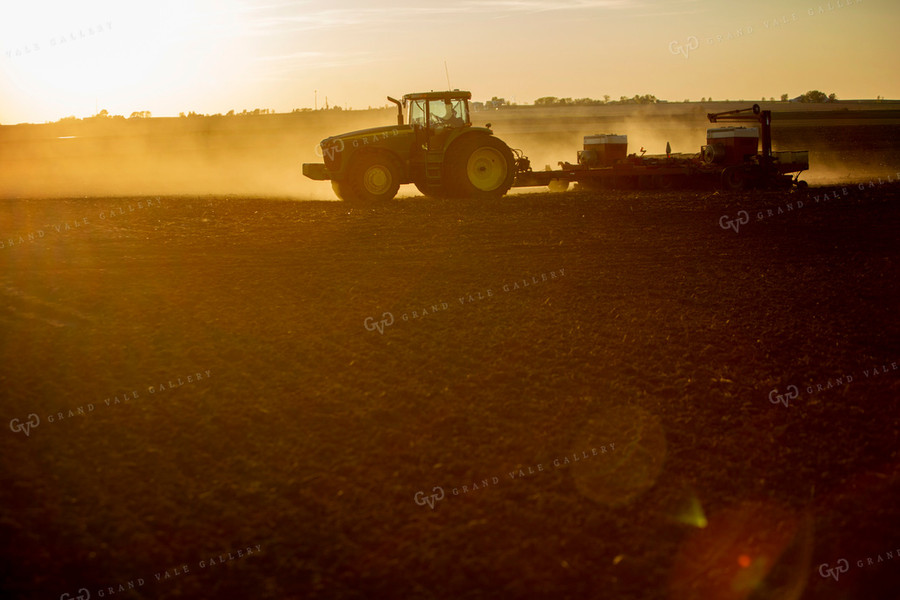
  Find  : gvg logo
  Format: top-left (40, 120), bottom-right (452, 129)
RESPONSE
top-left (9, 413), bottom-right (40, 437)
top-left (668, 36), bottom-right (699, 58)
top-left (414, 487), bottom-right (445, 510)
top-left (768, 385), bottom-right (799, 407)
top-left (818, 558), bottom-right (849, 581)
top-left (719, 211), bottom-right (750, 233)
top-left (364, 312), bottom-right (394, 335)
top-left (314, 137), bottom-right (345, 161)
top-left (60, 589), bottom-right (91, 600)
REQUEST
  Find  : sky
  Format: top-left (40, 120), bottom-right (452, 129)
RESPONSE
top-left (1, 0), bottom-right (898, 124)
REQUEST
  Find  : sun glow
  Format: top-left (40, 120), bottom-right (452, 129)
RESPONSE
top-left (1, 0), bottom-right (247, 121)
top-left (1, 0), bottom-right (896, 124)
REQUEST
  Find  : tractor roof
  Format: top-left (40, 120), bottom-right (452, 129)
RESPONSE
top-left (403, 90), bottom-right (472, 102)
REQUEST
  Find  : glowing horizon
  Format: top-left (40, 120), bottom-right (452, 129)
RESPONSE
top-left (1, 0), bottom-right (898, 124)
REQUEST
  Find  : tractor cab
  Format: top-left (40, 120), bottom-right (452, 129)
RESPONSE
top-left (402, 91), bottom-right (472, 131)
top-left (387, 90), bottom-right (473, 152)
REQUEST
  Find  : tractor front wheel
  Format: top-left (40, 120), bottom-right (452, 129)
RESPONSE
top-left (331, 181), bottom-right (354, 203)
top-left (444, 135), bottom-right (515, 200)
top-left (342, 153), bottom-right (401, 205)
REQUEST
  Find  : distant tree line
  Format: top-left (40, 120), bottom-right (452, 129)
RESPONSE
top-left (42, 89), bottom-right (852, 125)
top-left (795, 90), bottom-right (838, 103)
top-left (529, 90), bottom-right (841, 106)
top-left (533, 94), bottom-right (658, 106)
top-left (47, 105), bottom-right (348, 124)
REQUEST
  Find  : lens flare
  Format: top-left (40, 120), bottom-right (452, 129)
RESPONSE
top-left (570, 404), bottom-right (666, 507)
top-left (668, 501), bottom-right (814, 600)
top-left (672, 491), bottom-right (708, 528)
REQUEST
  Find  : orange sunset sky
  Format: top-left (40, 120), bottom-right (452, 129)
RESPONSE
top-left (1, 0), bottom-right (898, 124)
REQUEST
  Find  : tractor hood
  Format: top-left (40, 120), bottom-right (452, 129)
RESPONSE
top-left (321, 124), bottom-right (413, 148)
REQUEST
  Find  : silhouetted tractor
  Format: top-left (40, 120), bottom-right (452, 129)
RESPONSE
top-left (302, 90), bottom-right (518, 204)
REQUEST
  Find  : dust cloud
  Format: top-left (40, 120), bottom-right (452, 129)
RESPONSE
top-left (490, 104), bottom-right (723, 170)
top-left (0, 109), bottom-right (397, 200)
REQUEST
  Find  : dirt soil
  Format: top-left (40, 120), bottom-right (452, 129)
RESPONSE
top-left (2, 181), bottom-right (900, 599)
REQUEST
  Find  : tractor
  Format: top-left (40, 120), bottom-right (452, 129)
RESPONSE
top-left (302, 90), bottom-right (520, 204)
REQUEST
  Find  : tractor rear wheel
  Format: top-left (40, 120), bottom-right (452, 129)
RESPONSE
top-left (343, 152), bottom-right (401, 206)
top-left (443, 135), bottom-right (515, 200)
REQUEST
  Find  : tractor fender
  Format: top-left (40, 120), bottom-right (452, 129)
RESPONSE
top-left (442, 127), bottom-right (495, 153)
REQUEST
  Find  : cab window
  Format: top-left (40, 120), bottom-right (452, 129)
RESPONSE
top-left (408, 100), bottom-right (427, 127)
top-left (427, 99), bottom-right (468, 128)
